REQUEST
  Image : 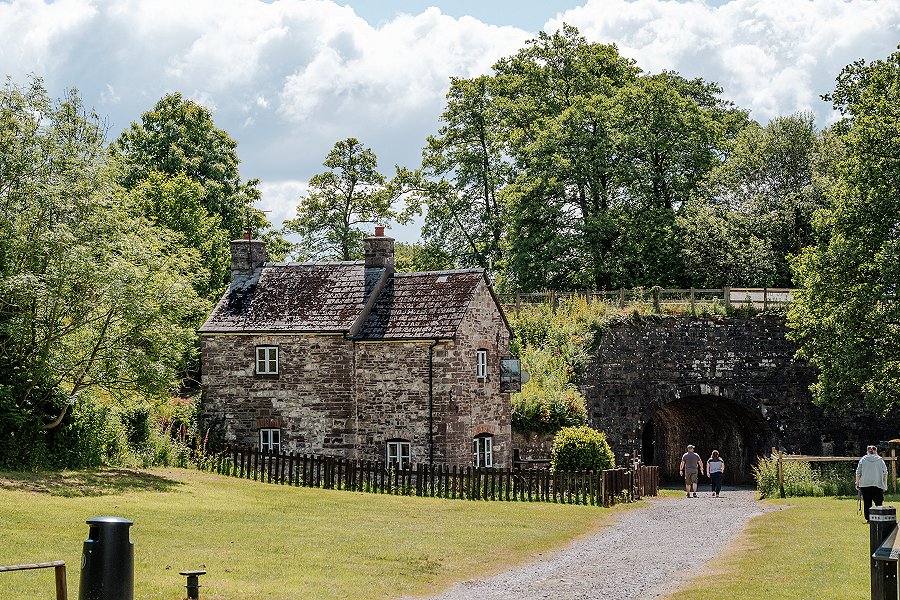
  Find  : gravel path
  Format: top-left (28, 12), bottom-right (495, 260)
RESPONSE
top-left (419, 488), bottom-right (771, 600)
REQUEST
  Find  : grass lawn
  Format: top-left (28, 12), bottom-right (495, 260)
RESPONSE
top-left (1, 467), bottom-right (629, 599)
top-left (668, 492), bottom-right (900, 600)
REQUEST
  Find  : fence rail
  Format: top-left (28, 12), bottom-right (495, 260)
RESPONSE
top-left (498, 287), bottom-right (793, 312)
top-left (206, 448), bottom-right (659, 507)
top-left (0, 561), bottom-right (67, 600)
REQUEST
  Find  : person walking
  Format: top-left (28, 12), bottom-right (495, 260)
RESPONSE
top-left (707, 450), bottom-right (725, 497)
top-left (680, 444), bottom-right (703, 498)
top-left (856, 445), bottom-right (888, 521)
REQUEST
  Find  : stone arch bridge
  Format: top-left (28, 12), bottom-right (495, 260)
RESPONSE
top-left (583, 315), bottom-right (895, 483)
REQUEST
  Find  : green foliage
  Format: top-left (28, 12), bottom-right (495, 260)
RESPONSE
top-left (550, 426), bottom-right (615, 472)
top-left (753, 458), bottom-right (857, 499)
top-left (284, 138), bottom-right (403, 261)
top-left (0, 78), bottom-right (209, 468)
top-left (130, 171), bottom-right (231, 300)
top-left (788, 49), bottom-right (900, 413)
top-left (509, 297), bottom-right (612, 433)
top-left (394, 241), bottom-right (456, 273)
top-left (112, 92), bottom-right (259, 239)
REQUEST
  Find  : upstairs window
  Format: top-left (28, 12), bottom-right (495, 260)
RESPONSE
top-left (256, 345), bottom-right (279, 375)
top-left (387, 439), bottom-right (411, 470)
top-left (476, 349), bottom-right (488, 381)
top-left (259, 428), bottom-right (281, 452)
top-left (473, 434), bottom-right (493, 468)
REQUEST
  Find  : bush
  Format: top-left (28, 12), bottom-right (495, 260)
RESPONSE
top-left (511, 347), bottom-right (587, 433)
top-left (550, 426), bottom-right (615, 472)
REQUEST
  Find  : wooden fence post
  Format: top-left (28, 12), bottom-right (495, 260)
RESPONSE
top-left (763, 287), bottom-right (769, 311)
top-left (892, 449), bottom-right (897, 494)
top-left (619, 288), bottom-right (625, 309)
top-left (723, 285), bottom-right (731, 309)
top-left (690, 287), bottom-right (696, 314)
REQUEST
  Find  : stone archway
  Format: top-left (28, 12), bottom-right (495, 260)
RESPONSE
top-left (640, 396), bottom-right (772, 484)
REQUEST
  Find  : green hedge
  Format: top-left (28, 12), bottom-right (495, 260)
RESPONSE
top-left (550, 426), bottom-right (616, 472)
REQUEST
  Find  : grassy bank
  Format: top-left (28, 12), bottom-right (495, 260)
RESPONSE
top-left (1, 467), bottom-right (626, 599)
top-left (668, 493), bottom-right (900, 600)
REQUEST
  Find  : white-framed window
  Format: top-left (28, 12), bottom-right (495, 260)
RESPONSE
top-left (256, 345), bottom-right (279, 375)
top-left (473, 434), bottom-right (493, 467)
top-left (386, 439), bottom-right (412, 470)
top-left (476, 348), bottom-right (488, 381)
top-left (259, 428), bottom-right (281, 452)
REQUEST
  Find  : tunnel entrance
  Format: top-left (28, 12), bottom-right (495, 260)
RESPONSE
top-left (641, 396), bottom-right (771, 484)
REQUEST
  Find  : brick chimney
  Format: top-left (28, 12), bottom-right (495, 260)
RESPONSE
top-left (363, 226), bottom-right (394, 272)
top-left (230, 232), bottom-right (267, 280)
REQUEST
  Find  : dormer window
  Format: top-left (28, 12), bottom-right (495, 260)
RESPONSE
top-left (476, 349), bottom-right (488, 381)
top-left (256, 345), bottom-right (279, 375)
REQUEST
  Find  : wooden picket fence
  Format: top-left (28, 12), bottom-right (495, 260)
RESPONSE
top-left (206, 447), bottom-right (659, 507)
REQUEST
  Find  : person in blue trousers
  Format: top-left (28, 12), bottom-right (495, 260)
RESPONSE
top-left (707, 450), bottom-right (725, 497)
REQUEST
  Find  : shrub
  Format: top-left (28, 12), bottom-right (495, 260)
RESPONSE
top-left (550, 426), bottom-right (615, 472)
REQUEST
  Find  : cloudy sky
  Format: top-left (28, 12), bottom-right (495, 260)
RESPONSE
top-left (2, 0), bottom-right (899, 241)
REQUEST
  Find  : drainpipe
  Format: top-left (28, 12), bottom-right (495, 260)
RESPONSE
top-left (429, 340), bottom-right (437, 467)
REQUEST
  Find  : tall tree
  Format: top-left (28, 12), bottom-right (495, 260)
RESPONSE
top-left (788, 51), bottom-right (900, 412)
top-left (418, 76), bottom-right (510, 270)
top-left (0, 79), bottom-right (207, 432)
top-left (694, 113), bottom-right (823, 286)
top-left (112, 93), bottom-right (259, 239)
top-left (285, 138), bottom-right (399, 261)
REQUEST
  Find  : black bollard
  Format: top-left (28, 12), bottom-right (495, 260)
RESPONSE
top-left (870, 506), bottom-right (898, 600)
top-left (179, 570), bottom-right (206, 599)
top-left (78, 516), bottom-right (134, 600)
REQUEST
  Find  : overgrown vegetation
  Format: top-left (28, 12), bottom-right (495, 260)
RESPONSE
top-left (551, 426), bottom-right (616, 472)
top-left (753, 457), bottom-right (857, 499)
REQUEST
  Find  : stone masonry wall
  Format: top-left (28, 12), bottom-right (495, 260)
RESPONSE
top-left (583, 315), bottom-right (897, 481)
top-left (200, 333), bottom-right (356, 455)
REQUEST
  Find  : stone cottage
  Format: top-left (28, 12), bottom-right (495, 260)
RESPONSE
top-left (199, 228), bottom-right (513, 467)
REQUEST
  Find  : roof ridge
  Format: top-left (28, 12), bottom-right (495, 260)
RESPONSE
top-left (394, 268), bottom-right (484, 277)
top-left (264, 260), bottom-right (365, 267)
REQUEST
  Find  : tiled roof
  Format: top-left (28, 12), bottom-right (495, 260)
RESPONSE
top-left (355, 270), bottom-right (484, 340)
top-left (199, 264), bottom-right (491, 339)
top-left (200, 262), bottom-right (372, 333)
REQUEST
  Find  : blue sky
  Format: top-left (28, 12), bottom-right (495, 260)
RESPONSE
top-left (2, 0), bottom-right (898, 242)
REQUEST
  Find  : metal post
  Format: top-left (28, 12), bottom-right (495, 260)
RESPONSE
top-left (180, 570), bottom-right (206, 600)
top-left (870, 506), bottom-right (898, 600)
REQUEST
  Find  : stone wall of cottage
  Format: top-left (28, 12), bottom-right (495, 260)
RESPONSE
top-left (201, 279), bottom-right (513, 466)
top-left (432, 279), bottom-right (513, 466)
top-left (200, 333), bottom-right (356, 455)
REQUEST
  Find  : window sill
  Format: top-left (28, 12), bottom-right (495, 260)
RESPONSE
top-left (254, 373), bottom-right (280, 380)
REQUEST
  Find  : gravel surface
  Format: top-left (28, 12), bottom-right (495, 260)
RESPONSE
top-left (418, 488), bottom-right (771, 600)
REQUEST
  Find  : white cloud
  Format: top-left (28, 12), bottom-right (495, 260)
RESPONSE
top-left (549, 0), bottom-right (900, 124)
top-left (258, 179), bottom-right (308, 229)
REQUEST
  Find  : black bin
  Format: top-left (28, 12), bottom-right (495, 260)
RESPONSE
top-left (79, 516), bottom-right (134, 600)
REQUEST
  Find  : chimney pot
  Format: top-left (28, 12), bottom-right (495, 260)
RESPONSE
top-left (243, 231), bottom-right (251, 240)
top-left (375, 226), bottom-right (385, 237)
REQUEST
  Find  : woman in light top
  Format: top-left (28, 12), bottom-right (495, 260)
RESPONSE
top-left (707, 450), bottom-right (725, 497)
